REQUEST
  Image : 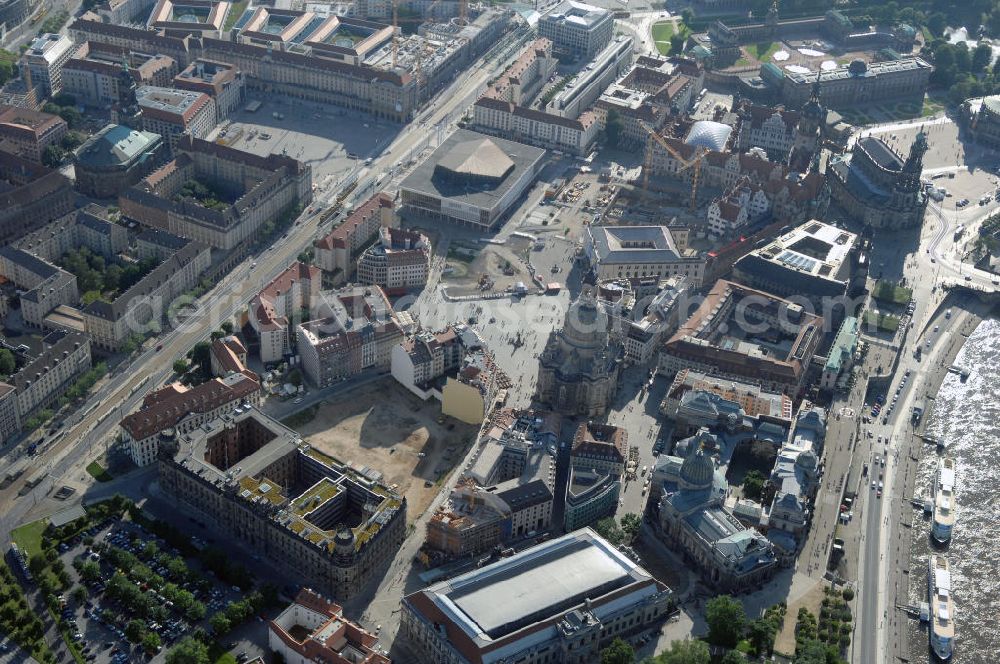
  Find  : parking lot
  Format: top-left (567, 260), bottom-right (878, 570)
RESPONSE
top-left (216, 97), bottom-right (400, 194)
top-left (52, 516), bottom-right (269, 664)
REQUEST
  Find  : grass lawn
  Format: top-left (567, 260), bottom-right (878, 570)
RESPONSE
top-left (223, 0), bottom-right (248, 31)
top-left (86, 461), bottom-right (113, 483)
top-left (651, 20), bottom-right (689, 55)
top-left (922, 97), bottom-right (946, 117)
top-left (863, 310), bottom-right (900, 333)
top-left (747, 41), bottom-right (781, 61)
top-left (872, 280), bottom-right (913, 305)
top-left (11, 519), bottom-right (48, 558)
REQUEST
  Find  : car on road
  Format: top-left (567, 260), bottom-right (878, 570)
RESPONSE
top-left (155, 344), bottom-right (163, 351)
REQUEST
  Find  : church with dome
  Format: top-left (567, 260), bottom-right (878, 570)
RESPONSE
top-left (656, 445), bottom-right (778, 593)
top-left (535, 292), bottom-right (622, 417)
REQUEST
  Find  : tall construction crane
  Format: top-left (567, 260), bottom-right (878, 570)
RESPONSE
top-left (640, 121), bottom-right (703, 212)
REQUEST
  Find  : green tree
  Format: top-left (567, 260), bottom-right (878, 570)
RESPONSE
top-left (70, 586), bottom-right (87, 605)
top-left (926, 12), bottom-right (946, 36)
top-left (648, 639), bottom-right (710, 664)
top-left (705, 595), bottom-right (746, 648)
top-left (57, 106), bottom-right (83, 129)
top-left (794, 638), bottom-right (828, 664)
top-left (600, 637), bottom-right (634, 664)
top-left (973, 42), bottom-right (993, 73)
top-left (141, 632), bottom-right (161, 654)
top-left (620, 513), bottom-right (642, 543)
top-left (742, 470), bottom-right (766, 502)
top-left (173, 360), bottom-right (188, 375)
top-left (0, 50), bottom-right (15, 86)
top-left (165, 636), bottom-right (210, 664)
top-left (720, 651), bottom-right (746, 663)
top-left (125, 618), bottom-right (146, 642)
top-left (593, 517), bottom-right (624, 546)
top-left (209, 612), bottom-right (231, 635)
top-left (42, 144), bottom-right (65, 168)
top-left (605, 108), bottom-right (624, 148)
top-left (0, 348), bottom-right (15, 377)
top-left (220, 320), bottom-right (234, 334)
top-left (680, 8), bottom-right (694, 26)
top-left (61, 131), bottom-right (85, 151)
top-left (669, 33), bottom-right (685, 55)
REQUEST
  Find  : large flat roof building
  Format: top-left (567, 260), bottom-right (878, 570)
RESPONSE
top-left (400, 128), bottom-right (546, 231)
top-left (539, 0), bottom-right (613, 58)
top-left (585, 225), bottom-right (705, 286)
top-left (733, 219), bottom-right (859, 307)
top-left (401, 528), bottom-right (672, 664)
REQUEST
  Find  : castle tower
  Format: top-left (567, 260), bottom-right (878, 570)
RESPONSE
top-left (112, 58), bottom-right (142, 127)
top-left (788, 80), bottom-right (824, 172)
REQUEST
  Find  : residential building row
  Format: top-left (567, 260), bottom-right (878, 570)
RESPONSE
top-left (296, 285), bottom-right (404, 389)
top-left (0, 152), bottom-right (75, 247)
top-left (83, 230), bottom-right (212, 351)
top-left (0, 331), bottom-right (92, 440)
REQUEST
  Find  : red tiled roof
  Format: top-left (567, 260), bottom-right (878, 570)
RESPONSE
top-left (121, 373), bottom-right (259, 441)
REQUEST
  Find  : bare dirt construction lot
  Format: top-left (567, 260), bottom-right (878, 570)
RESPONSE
top-left (441, 238), bottom-right (534, 296)
top-left (293, 379), bottom-right (478, 521)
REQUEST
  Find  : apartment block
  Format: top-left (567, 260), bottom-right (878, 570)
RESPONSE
top-left (0, 383), bottom-right (20, 442)
top-left (248, 262), bottom-right (322, 364)
top-left (296, 285), bottom-right (403, 388)
top-left (10, 331), bottom-right (92, 421)
top-left (22, 33), bottom-right (75, 96)
top-left (121, 370), bottom-right (260, 466)
top-left (313, 193), bottom-right (395, 280)
top-left (120, 136), bottom-right (312, 251)
top-left (0, 152), bottom-right (74, 247)
top-left (83, 234), bottom-right (211, 351)
top-left (0, 247), bottom-right (79, 328)
top-left (356, 226), bottom-right (431, 293)
top-left (0, 106), bottom-right (68, 164)
top-left (390, 325), bottom-right (473, 397)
